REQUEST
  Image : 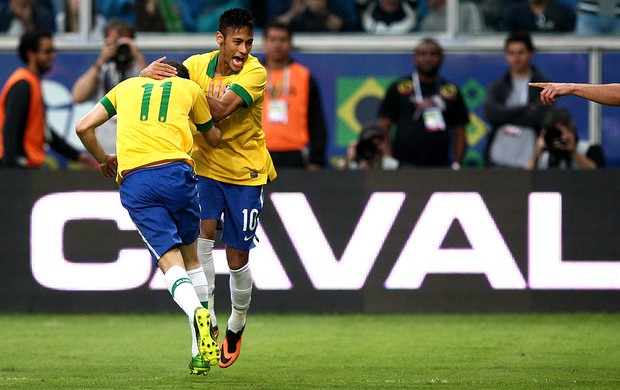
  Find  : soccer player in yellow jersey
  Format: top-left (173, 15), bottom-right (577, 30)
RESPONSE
top-left (141, 8), bottom-right (277, 369)
top-left (75, 61), bottom-right (221, 376)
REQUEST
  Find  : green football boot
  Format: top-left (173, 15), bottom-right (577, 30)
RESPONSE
top-left (194, 307), bottom-right (220, 366)
top-left (188, 354), bottom-right (210, 376)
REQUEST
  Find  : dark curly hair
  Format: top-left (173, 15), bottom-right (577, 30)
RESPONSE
top-left (219, 8), bottom-right (255, 36)
top-left (18, 30), bottom-right (52, 64)
top-left (505, 31), bottom-right (535, 52)
top-left (542, 107), bottom-right (576, 133)
top-left (166, 61), bottom-right (189, 80)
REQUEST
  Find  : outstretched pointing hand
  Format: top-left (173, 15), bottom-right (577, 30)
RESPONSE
top-left (529, 82), bottom-right (571, 105)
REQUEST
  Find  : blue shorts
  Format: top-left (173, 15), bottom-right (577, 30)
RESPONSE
top-left (197, 176), bottom-right (263, 251)
top-left (120, 162), bottom-right (200, 264)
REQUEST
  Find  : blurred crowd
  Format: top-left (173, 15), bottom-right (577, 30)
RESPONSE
top-left (0, 1), bottom-right (612, 171)
top-left (0, 0), bottom-right (617, 36)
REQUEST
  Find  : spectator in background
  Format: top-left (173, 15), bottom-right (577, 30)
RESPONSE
top-left (0, 0), bottom-right (56, 35)
top-left (71, 18), bottom-right (147, 153)
top-left (340, 123), bottom-right (399, 170)
top-left (377, 38), bottom-right (469, 169)
top-left (420, 0), bottom-right (486, 34)
top-left (0, 31), bottom-right (95, 169)
top-left (98, 0), bottom-right (193, 32)
top-left (526, 107), bottom-right (605, 169)
top-left (275, 0), bottom-right (353, 32)
top-left (262, 21), bottom-right (327, 169)
top-left (575, 0), bottom-right (620, 35)
top-left (250, 2), bottom-right (268, 29)
top-left (192, 0), bottom-right (249, 32)
top-left (484, 31), bottom-right (551, 168)
top-left (356, 0), bottom-right (419, 34)
top-left (98, 0), bottom-right (133, 25)
top-left (56, 0), bottom-right (105, 34)
top-left (135, 0), bottom-right (167, 32)
top-left (476, 0), bottom-right (519, 32)
top-left (500, 0), bottom-right (576, 32)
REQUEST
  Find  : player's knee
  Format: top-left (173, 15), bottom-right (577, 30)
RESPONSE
top-left (199, 219), bottom-right (218, 239)
top-left (226, 247), bottom-right (249, 270)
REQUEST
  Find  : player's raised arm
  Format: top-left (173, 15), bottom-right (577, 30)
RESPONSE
top-left (75, 103), bottom-right (117, 177)
top-left (206, 80), bottom-right (245, 121)
top-left (140, 56), bottom-right (177, 80)
top-left (530, 82), bottom-right (620, 106)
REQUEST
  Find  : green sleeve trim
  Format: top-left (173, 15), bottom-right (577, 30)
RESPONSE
top-left (99, 96), bottom-right (116, 117)
top-left (196, 118), bottom-right (214, 133)
top-left (230, 84), bottom-right (252, 108)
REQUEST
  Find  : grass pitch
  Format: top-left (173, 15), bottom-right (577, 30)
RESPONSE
top-left (1, 313), bottom-right (619, 389)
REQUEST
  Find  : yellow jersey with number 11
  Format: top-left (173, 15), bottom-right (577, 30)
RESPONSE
top-left (99, 76), bottom-right (214, 183)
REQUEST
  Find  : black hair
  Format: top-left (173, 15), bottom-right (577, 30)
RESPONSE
top-left (264, 19), bottom-right (292, 40)
top-left (415, 38), bottom-right (444, 58)
top-left (219, 8), bottom-right (255, 37)
top-left (505, 31), bottom-right (535, 52)
top-left (104, 18), bottom-right (136, 39)
top-left (18, 30), bottom-right (52, 64)
top-left (542, 107), bottom-right (577, 133)
top-left (166, 61), bottom-right (189, 79)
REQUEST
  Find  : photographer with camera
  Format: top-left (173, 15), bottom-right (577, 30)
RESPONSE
top-left (71, 18), bottom-right (146, 153)
top-left (340, 123), bottom-right (399, 170)
top-left (526, 107), bottom-right (606, 170)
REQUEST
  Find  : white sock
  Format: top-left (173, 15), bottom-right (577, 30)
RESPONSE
top-left (164, 265), bottom-right (201, 319)
top-left (187, 267), bottom-right (209, 356)
top-left (228, 263), bottom-right (252, 333)
top-left (197, 238), bottom-right (218, 328)
top-left (187, 267), bottom-right (209, 308)
top-left (228, 307), bottom-right (247, 334)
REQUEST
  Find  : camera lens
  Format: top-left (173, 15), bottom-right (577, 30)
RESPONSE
top-left (356, 139), bottom-right (379, 161)
top-left (544, 127), bottom-right (563, 149)
top-left (114, 43), bottom-right (132, 68)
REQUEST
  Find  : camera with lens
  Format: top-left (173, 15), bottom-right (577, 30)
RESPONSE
top-left (114, 43), bottom-right (133, 70)
top-left (355, 124), bottom-right (384, 163)
top-left (356, 138), bottom-right (380, 162)
top-left (544, 127), bottom-right (564, 150)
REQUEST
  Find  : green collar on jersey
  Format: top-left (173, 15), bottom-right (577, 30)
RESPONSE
top-left (207, 52), bottom-right (239, 78)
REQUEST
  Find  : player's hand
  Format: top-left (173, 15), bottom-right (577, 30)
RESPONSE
top-left (208, 80), bottom-right (226, 99)
top-left (99, 154), bottom-right (118, 178)
top-left (529, 82), bottom-right (568, 105)
top-left (141, 56), bottom-right (176, 80)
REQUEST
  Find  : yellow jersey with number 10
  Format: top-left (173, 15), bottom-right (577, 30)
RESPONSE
top-left (184, 51), bottom-right (277, 186)
top-left (99, 76), bottom-right (214, 183)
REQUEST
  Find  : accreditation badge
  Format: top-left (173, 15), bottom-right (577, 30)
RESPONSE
top-left (422, 107), bottom-right (446, 132)
top-left (267, 99), bottom-right (288, 124)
